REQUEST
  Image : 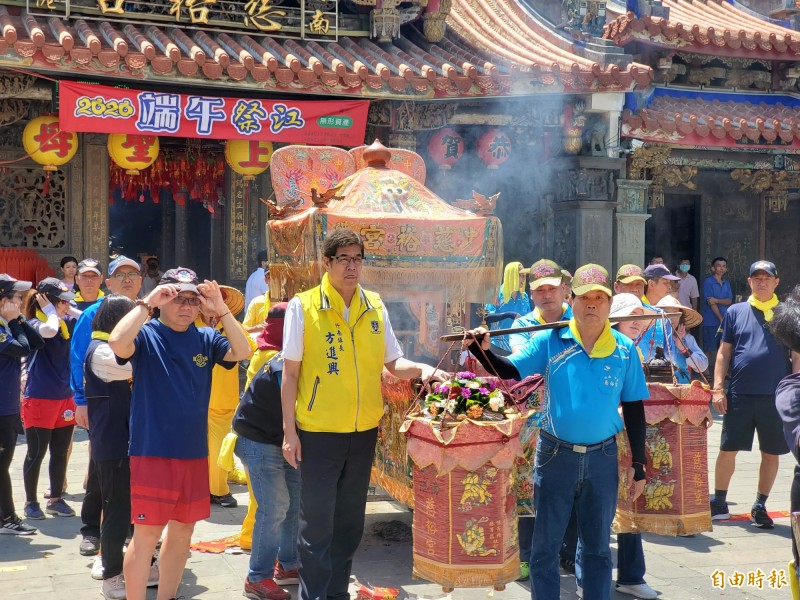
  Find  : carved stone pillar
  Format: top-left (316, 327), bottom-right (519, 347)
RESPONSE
top-left (551, 201), bottom-right (617, 270)
top-left (226, 172), bottom-right (248, 286)
top-left (174, 203), bottom-right (188, 267)
top-left (613, 179), bottom-right (651, 272)
top-left (209, 208), bottom-right (225, 281)
top-left (82, 136), bottom-right (107, 268)
top-left (161, 191), bottom-right (175, 267)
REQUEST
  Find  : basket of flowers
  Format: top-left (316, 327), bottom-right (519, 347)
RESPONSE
top-left (400, 371), bottom-right (533, 591)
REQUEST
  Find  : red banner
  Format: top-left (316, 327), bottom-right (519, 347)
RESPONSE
top-left (58, 81), bottom-right (369, 147)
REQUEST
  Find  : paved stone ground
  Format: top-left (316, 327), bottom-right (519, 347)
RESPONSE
top-left (1, 410), bottom-right (796, 599)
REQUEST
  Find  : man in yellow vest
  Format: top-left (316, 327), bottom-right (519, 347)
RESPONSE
top-left (281, 228), bottom-right (446, 600)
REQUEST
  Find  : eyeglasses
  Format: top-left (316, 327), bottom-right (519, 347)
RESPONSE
top-left (171, 295), bottom-right (201, 306)
top-left (111, 271), bottom-right (142, 281)
top-left (332, 255), bottom-right (364, 266)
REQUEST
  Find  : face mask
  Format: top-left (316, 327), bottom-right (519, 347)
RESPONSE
top-left (679, 264), bottom-right (690, 273)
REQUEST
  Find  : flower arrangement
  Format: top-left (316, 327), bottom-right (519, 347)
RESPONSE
top-left (422, 371), bottom-right (508, 422)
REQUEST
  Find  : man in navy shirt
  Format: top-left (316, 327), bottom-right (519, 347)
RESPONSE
top-left (710, 260), bottom-right (791, 529)
top-left (109, 268), bottom-right (251, 600)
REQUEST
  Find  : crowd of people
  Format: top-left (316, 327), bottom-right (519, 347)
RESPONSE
top-left (0, 230), bottom-right (447, 600)
top-left (475, 254), bottom-right (800, 599)
top-left (2, 239), bottom-right (800, 600)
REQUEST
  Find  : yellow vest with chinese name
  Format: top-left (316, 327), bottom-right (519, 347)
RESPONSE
top-left (295, 275), bottom-right (386, 433)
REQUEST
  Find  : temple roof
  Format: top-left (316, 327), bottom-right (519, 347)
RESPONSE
top-left (621, 87), bottom-right (800, 149)
top-left (446, 0), bottom-right (651, 91)
top-left (0, 2), bottom-right (650, 98)
top-left (604, 0), bottom-right (800, 60)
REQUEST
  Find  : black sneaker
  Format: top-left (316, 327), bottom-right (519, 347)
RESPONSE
top-left (0, 514), bottom-right (37, 535)
top-left (710, 498), bottom-right (730, 521)
top-left (751, 503), bottom-right (774, 529)
top-left (559, 556), bottom-right (576, 574)
top-left (210, 493), bottom-right (238, 508)
top-left (79, 535), bottom-right (100, 556)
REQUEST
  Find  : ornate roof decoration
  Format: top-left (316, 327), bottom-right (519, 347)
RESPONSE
top-left (604, 0), bottom-right (800, 59)
top-left (622, 87), bottom-right (800, 149)
top-left (447, 0), bottom-right (651, 91)
top-left (0, 1), bottom-right (650, 98)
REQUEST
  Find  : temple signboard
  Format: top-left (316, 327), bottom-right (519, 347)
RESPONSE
top-left (26, 0), bottom-right (340, 41)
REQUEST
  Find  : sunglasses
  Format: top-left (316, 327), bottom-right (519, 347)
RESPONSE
top-left (171, 295), bottom-right (201, 307)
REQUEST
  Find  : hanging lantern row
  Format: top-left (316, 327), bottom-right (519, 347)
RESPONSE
top-left (108, 133), bottom-right (160, 175)
top-left (225, 139), bottom-right (274, 181)
top-left (109, 151), bottom-right (226, 213)
top-left (427, 127), bottom-right (512, 171)
top-left (22, 116), bottom-right (79, 172)
top-left (427, 127), bottom-right (464, 170)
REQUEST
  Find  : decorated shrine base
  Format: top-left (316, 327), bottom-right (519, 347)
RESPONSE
top-left (615, 419), bottom-right (712, 536)
top-left (411, 463), bottom-right (519, 589)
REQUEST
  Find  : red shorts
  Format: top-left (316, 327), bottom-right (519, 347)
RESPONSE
top-left (22, 397), bottom-right (77, 429)
top-left (130, 456), bottom-right (210, 526)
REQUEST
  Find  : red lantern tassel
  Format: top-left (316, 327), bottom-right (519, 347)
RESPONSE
top-left (42, 173), bottom-right (50, 196)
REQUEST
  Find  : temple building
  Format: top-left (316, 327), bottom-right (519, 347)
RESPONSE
top-left (0, 0), bottom-right (647, 286)
top-left (3, 0), bottom-right (795, 298)
top-left (604, 0), bottom-right (800, 296)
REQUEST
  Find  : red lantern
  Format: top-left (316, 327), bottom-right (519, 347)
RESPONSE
top-left (427, 127), bottom-right (463, 170)
top-left (477, 128), bottom-right (512, 170)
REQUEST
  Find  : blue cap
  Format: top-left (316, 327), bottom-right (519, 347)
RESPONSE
top-left (749, 261), bottom-right (778, 277)
top-left (108, 255), bottom-right (140, 276)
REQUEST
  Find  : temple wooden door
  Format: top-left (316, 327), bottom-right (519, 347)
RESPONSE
top-left (765, 197), bottom-right (800, 296)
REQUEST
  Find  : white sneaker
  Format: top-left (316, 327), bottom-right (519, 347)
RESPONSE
top-left (147, 560), bottom-right (159, 587)
top-left (615, 582), bottom-right (658, 599)
top-left (91, 556), bottom-right (104, 580)
top-left (102, 573), bottom-right (127, 600)
top-left (576, 585), bottom-right (583, 598)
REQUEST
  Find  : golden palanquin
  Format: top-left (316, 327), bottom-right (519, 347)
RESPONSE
top-left (266, 141), bottom-right (503, 506)
top-left (614, 381), bottom-right (713, 536)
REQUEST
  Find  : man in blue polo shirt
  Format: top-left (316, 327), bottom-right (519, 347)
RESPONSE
top-left (70, 256), bottom-right (142, 559)
top-left (702, 256), bottom-right (733, 358)
top-left (466, 264), bottom-right (649, 600)
top-left (506, 258), bottom-right (572, 582)
top-left (508, 259), bottom-right (573, 355)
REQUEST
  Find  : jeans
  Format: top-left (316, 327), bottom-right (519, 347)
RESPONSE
top-left (236, 435), bottom-right (301, 581)
top-left (576, 532), bottom-right (645, 587)
top-left (531, 433), bottom-right (619, 600)
top-left (297, 428), bottom-right (378, 600)
top-left (518, 516), bottom-right (534, 563)
top-left (616, 533), bottom-right (645, 585)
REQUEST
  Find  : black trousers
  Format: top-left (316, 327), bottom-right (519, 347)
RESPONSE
top-left (792, 464), bottom-right (800, 572)
top-left (80, 454), bottom-right (102, 539)
top-left (0, 417), bottom-right (20, 518)
top-left (97, 457), bottom-right (131, 579)
top-left (23, 425), bottom-right (74, 502)
top-left (297, 428), bottom-right (378, 600)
